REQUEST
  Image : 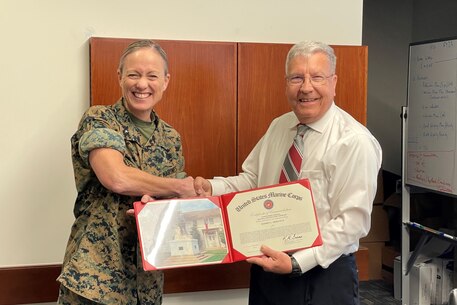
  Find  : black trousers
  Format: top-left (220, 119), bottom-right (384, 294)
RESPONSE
top-left (249, 254), bottom-right (359, 305)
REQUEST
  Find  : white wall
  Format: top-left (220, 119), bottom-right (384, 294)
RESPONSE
top-left (0, 0), bottom-right (363, 267)
top-left (1, 0), bottom-right (363, 303)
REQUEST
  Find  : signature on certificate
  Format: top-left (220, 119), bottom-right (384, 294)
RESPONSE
top-left (283, 233), bottom-right (303, 241)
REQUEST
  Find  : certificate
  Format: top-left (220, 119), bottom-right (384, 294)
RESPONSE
top-left (226, 182), bottom-right (321, 259)
top-left (134, 179), bottom-right (322, 270)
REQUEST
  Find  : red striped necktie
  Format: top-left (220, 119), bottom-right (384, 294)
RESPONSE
top-left (279, 124), bottom-right (307, 183)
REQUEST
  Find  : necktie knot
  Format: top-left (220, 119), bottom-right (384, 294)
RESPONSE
top-left (297, 124), bottom-right (307, 137)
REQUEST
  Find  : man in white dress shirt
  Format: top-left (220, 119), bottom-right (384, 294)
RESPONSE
top-left (194, 41), bottom-right (382, 305)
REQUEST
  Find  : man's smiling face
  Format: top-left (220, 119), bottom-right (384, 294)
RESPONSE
top-left (285, 52), bottom-right (337, 125)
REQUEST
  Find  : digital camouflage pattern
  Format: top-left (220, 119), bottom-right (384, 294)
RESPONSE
top-left (57, 98), bottom-right (185, 304)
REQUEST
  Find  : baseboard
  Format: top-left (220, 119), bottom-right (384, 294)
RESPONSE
top-left (163, 261), bottom-right (251, 293)
top-left (0, 250), bottom-right (368, 305)
top-left (0, 262), bottom-right (251, 304)
top-left (0, 264), bottom-right (61, 305)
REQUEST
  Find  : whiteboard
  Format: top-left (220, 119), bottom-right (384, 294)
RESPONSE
top-left (406, 37), bottom-right (457, 195)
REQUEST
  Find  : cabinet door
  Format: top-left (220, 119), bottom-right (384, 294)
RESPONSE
top-left (90, 37), bottom-right (248, 293)
top-left (237, 43), bottom-right (368, 172)
top-left (90, 37), bottom-right (237, 178)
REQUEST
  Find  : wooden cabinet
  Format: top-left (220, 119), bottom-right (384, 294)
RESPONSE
top-left (89, 37), bottom-right (368, 293)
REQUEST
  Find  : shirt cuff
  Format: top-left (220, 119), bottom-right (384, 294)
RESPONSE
top-left (292, 248), bottom-right (318, 274)
top-left (209, 178), bottom-right (227, 196)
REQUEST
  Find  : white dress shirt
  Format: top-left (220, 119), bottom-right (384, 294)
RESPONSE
top-left (210, 102), bottom-right (382, 274)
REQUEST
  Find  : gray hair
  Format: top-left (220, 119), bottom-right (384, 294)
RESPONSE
top-left (285, 41), bottom-right (337, 74)
top-left (118, 40), bottom-right (169, 75)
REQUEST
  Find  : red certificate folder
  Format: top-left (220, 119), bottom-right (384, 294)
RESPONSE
top-left (134, 179), bottom-right (322, 270)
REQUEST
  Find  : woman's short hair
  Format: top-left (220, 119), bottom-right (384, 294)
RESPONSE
top-left (118, 40), bottom-right (169, 75)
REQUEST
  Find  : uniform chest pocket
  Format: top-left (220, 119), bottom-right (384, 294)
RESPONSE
top-left (143, 143), bottom-right (182, 177)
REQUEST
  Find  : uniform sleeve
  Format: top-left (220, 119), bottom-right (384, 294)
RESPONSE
top-left (79, 128), bottom-right (126, 167)
top-left (74, 107), bottom-right (126, 168)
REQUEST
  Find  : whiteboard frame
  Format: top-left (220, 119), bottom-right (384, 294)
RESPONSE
top-left (401, 106), bottom-right (411, 305)
top-left (403, 36), bottom-right (457, 304)
top-left (405, 36), bottom-right (457, 196)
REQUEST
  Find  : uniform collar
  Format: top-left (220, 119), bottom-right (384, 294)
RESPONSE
top-left (113, 98), bottom-right (160, 143)
top-left (114, 98), bottom-right (159, 126)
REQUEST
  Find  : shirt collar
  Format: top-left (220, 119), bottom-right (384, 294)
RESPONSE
top-left (306, 102), bottom-right (335, 133)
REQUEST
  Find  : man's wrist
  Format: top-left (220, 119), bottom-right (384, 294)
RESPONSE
top-left (289, 254), bottom-right (302, 278)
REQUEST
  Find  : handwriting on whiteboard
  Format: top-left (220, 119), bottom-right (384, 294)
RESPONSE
top-left (406, 39), bottom-right (457, 194)
top-left (407, 151), bottom-right (454, 193)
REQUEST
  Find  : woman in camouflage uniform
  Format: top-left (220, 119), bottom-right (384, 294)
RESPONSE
top-left (57, 40), bottom-right (196, 304)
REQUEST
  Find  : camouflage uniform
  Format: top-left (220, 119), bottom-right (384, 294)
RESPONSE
top-left (57, 98), bottom-right (185, 304)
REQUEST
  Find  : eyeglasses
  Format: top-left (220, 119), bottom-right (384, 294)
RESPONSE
top-left (286, 74), bottom-right (334, 86)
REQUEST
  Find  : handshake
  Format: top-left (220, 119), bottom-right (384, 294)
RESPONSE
top-left (127, 176), bottom-right (211, 215)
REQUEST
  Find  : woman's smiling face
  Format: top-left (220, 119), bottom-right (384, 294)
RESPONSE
top-left (118, 48), bottom-right (170, 121)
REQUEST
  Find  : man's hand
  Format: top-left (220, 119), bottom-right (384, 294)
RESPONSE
top-left (194, 176), bottom-right (213, 196)
top-left (246, 245), bottom-right (293, 274)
